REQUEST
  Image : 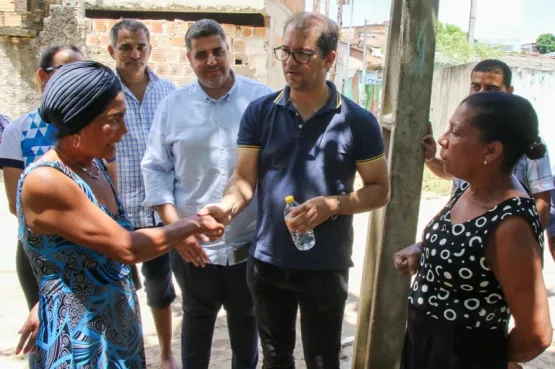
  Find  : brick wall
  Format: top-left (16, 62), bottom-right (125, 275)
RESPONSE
top-left (85, 18), bottom-right (271, 87)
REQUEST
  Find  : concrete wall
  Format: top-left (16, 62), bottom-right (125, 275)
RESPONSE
top-left (429, 63), bottom-right (555, 160)
top-left (429, 63), bottom-right (474, 137)
top-left (0, 2), bottom-right (85, 119)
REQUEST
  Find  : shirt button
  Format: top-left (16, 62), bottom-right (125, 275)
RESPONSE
top-left (298, 124), bottom-right (303, 129)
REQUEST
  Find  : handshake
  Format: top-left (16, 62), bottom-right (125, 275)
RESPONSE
top-left (176, 202), bottom-right (233, 267)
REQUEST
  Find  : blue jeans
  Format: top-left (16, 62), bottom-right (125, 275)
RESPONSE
top-left (171, 252), bottom-right (258, 369)
top-left (247, 257), bottom-right (349, 369)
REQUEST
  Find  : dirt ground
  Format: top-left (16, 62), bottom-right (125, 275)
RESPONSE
top-left (0, 187), bottom-right (553, 368)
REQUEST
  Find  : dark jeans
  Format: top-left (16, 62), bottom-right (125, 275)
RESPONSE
top-left (138, 226), bottom-right (176, 309)
top-left (171, 252), bottom-right (258, 369)
top-left (247, 257), bottom-right (349, 369)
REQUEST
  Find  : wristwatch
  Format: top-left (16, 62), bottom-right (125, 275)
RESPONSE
top-left (330, 196), bottom-right (341, 220)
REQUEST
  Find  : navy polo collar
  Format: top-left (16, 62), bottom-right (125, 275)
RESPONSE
top-left (274, 81), bottom-right (342, 113)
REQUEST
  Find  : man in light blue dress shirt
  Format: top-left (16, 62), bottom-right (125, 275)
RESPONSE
top-left (108, 19), bottom-right (179, 369)
top-left (142, 19), bottom-right (273, 369)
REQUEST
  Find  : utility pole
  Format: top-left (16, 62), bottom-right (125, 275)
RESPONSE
top-left (342, 0), bottom-right (355, 93)
top-left (351, 0), bottom-right (440, 368)
top-left (312, 0), bottom-right (321, 13)
top-left (468, 0), bottom-right (477, 43)
top-left (360, 18), bottom-right (368, 107)
top-left (329, 0), bottom-right (343, 83)
top-left (325, 0), bottom-right (330, 16)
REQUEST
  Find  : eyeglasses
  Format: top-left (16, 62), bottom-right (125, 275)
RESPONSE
top-left (43, 65), bottom-right (63, 72)
top-left (273, 46), bottom-right (317, 64)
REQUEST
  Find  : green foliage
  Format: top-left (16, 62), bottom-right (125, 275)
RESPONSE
top-left (536, 33), bottom-right (555, 54)
top-left (435, 21), bottom-right (502, 68)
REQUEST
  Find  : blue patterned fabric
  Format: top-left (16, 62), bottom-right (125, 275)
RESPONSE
top-left (0, 109), bottom-right (57, 169)
top-left (16, 160), bottom-right (145, 369)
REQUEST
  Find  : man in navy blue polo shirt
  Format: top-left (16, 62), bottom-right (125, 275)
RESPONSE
top-left (199, 12), bottom-right (390, 369)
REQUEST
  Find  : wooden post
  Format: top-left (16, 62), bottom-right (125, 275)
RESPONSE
top-left (352, 0), bottom-right (440, 368)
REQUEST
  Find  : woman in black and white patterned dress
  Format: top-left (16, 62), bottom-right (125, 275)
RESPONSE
top-left (394, 92), bottom-right (552, 369)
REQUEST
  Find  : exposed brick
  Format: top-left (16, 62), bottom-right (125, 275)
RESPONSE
top-left (151, 49), bottom-right (166, 63)
top-left (99, 33), bottom-right (111, 47)
top-left (232, 39), bottom-right (245, 52)
top-left (178, 49), bottom-right (189, 63)
top-left (241, 26), bottom-right (253, 38)
top-left (105, 19), bottom-right (116, 31)
top-left (164, 21), bottom-right (175, 35)
top-left (155, 35), bottom-right (171, 48)
top-left (86, 33), bottom-right (99, 47)
top-left (92, 19), bottom-right (106, 32)
top-left (171, 36), bottom-right (185, 48)
top-left (176, 20), bottom-right (188, 35)
top-left (155, 63), bottom-right (169, 77)
top-left (222, 23), bottom-right (237, 37)
top-left (169, 64), bottom-right (185, 77)
top-left (233, 52), bottom-right (248, 66)
top-left (150, 20), bottom-right (163, 34)
top-left (166, 49), bottom-right (179, 63)
top-left (254, 27), bottom-right (268, 38)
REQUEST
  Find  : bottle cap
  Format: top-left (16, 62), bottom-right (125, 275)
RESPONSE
top-left (284, 195), bottom-right (294, 204)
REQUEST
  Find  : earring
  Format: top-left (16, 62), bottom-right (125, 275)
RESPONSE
top-left (484, 160), bottom-right (487, 166)
top-left (73, 135), bottom-right (81, 148)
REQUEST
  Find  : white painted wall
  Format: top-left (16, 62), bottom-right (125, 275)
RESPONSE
top-left (429, 64), bottom-right (555, 158)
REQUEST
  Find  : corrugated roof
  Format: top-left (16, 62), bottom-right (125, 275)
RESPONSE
top-left (500, 54), bottom-right (555, 71)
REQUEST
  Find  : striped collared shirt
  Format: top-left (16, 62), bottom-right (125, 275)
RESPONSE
top-left (114, 68), bottom-right (176, 228)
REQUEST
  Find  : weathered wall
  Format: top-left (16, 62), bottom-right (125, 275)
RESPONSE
top-left (264, 0), bottom-right (290, 89)
top-left (0, 36), bottom-right (41, 118)
top-left (429, 63), bottom-right (555, 158)
top-left (0, 2), bottom-right (85, 119)
top-left (85, 18), bottom-right (270, 87)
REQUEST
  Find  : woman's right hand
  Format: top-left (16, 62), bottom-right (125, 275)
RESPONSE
top-left (393, 243), bottom-right (422, 275)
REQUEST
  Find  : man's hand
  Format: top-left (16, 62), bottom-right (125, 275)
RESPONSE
top-left (192, 214), bottom-right (225, 240)
top-left (175, 235), bottom-right (211, 268)
top-left (16, 302), bottom-right (39, 355)
top-left (286, 196), bottom-right (337, 233)
top-left (421, 122), bottom-right (437, 161)
top-left (393, 243), bottom-right (422, 276)
top-left (197, 203), bottom-right (233, 226)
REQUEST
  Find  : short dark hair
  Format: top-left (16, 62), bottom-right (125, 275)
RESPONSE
top-left (472, 59), bottom-right (512, 88)
top-left (39, 44), bottom-right (82, 70)
top-left (283, 12), bottom-right (339, 57)
top-left (109, 19), bottom-right (150, 46)
top-left (185, 19), bottom-right (227, 50)
top-left (462, 92), bottom-right (544, 173)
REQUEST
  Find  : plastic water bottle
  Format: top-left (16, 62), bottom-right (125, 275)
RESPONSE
top-left (284, 195), bottom-right (316, 251)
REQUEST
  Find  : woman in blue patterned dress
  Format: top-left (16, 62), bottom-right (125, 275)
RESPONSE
top-left (15, 61), bottom-right (223, 369)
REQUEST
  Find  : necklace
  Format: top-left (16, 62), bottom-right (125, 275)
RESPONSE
top-left (54, 148), bottom-right (100, 180)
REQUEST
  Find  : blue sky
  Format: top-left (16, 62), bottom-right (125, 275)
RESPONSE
top-left (306, 0), bottom-right (554, 44)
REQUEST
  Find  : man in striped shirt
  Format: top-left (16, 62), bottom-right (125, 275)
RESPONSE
top-left (108, 19), bottom-right (179, 369)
